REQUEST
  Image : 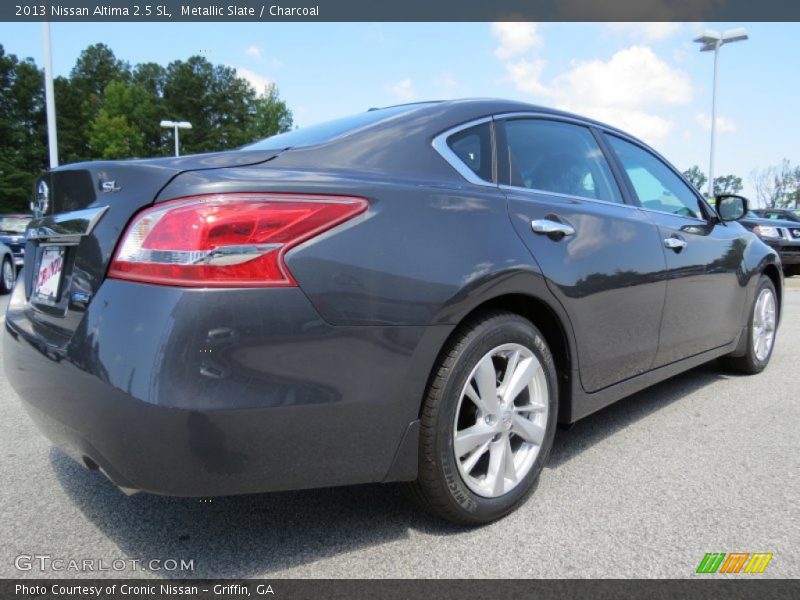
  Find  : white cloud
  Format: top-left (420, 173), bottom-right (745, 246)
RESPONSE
top-left (435, 72), bottom-right (458, 98)
top-left (694, 112), bottom-right (737, 133)
top-left (438, 72), bottom-right (458, 89)
top-left (549, 47), bottom-right (692, 143)
top-left (502, 58), bottom-right (549, 96)
top-left (386, 79), bottom-right (416, 102)
top-left (244, 45), bottom-right (262, 59)
top-left (491, 22), bottom-right (542, 60)
top-left (234, 67), bottom-right (273, 93)
top-left (497, 41), bottom-right (692, 144)
top-left (607, 22), bottom-right (683, 43)
top-left (551, 46), bottom-right (692, 109)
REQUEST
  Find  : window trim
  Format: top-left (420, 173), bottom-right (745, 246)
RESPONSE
top-left (431, 117), bottom-right (498, 187)
top-left (494, 114), bottom-right (630, 207)
top-left (602, 131), bottom-right (714, 224)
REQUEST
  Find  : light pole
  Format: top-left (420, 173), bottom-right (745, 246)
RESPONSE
top-left (160, 120), bottom-right (192, 156)
top-left (694, 28), bottom-right (748, 198)
top-left (42, 21), bottom-right (58, 168)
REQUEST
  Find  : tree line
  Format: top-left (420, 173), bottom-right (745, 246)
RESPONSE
top-left (683, 163), bottom-right (800, 208)
top-left (0, 43), bottom-right (293, 212)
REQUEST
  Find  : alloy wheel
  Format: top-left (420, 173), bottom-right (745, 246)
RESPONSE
top-left (2, 260), bottom-right (14, 291)
top-left (453, 343), bottom-right (549, 498)
top-left (752, 287), bottom-right (776, 362)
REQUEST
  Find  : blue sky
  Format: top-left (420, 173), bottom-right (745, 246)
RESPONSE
top-left (1, 21), bottom-right (798, 197)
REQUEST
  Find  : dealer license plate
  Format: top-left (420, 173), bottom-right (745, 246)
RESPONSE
top-left (33, 247), bottom-right (65, 304)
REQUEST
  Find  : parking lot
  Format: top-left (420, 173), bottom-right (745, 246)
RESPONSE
top-left (1, 289), bottom-right (798, 579)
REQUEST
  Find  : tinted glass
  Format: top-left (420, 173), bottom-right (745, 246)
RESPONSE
top-left (0, 216), bottom-right (30, 233)
top-left (504, 119), bottom-right (623, 203)
top-left (606, 135), bottom-right (704, 219)
top-left (447, 122), bottom-right (493, 182)
top-left (243, 104), bottom-right (432, 150)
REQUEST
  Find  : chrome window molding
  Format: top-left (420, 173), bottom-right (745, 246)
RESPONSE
top-left (498, 184), bottom-right (634, 210)
top-left (438, 111), bottom-right (714, 226)
top-left (500, 185), bottom-right (711, 224)
top-left (431, 117), bottom-right (498, 188)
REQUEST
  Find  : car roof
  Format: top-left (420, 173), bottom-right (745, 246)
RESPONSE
top-left (381, 98), bottom-right (631, 134)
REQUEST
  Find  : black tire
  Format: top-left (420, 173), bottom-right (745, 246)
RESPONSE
top-left (0, 257), bottom-right (15, 295)
top-left (784, 266), bottom-right (799, 278)
top-left (719, 274), bottom-right (778, 374)
top-left (410, 311), bottom-right (558, 525)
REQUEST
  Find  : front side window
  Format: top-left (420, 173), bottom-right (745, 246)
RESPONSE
top-left (446, 122), bottom-right (493, 182)
top-left (503, 119), bottom-right (623, 203)
top-left (606, 135), bottom-right (705, 220)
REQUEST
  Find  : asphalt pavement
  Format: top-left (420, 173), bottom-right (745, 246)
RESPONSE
top-left (1, 291), bottom-right (798, 579)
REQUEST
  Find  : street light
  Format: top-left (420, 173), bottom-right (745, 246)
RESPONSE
top-left (160, 120), bottom-right (192, 157)
top-left (694, 27), bottom-right (748, 198)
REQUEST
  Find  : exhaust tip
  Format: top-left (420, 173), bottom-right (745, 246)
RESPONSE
top-left (93, 464), bottom-right (141, 496)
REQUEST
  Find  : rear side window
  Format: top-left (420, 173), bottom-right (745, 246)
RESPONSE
top-left (446, 122), bottom-right (493, 182)
top-left (605, 135), bottom-right (704, 220)
top-left (502, 119), bottom-right (623, 203)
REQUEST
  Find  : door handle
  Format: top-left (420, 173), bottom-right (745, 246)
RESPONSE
top-left (663, 237), bottom-right (688, 252)
top-left (531, 219), bottom-right (575, 237)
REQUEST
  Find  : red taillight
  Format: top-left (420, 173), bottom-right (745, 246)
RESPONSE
top-left (107, 193), bottom-right (368, 287)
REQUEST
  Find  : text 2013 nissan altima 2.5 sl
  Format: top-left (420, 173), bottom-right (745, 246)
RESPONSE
top-left (4, 100), bottom-right (782, 524)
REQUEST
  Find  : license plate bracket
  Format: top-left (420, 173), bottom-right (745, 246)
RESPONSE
top-left (33, 246), bottom-right (66, 305)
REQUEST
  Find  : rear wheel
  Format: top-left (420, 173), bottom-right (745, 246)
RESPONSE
top-left (0, 257), bottom-right (15, 294)
top-left (720, 275), bottom-right (778, 374)
top-left (410, 311), bottom-right (558, 524)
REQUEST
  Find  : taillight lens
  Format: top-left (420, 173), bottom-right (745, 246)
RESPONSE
top-left (108, 193), bottom-right (368, 287)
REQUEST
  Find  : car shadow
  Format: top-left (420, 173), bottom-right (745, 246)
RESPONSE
top-left (548, 361), bottom-right (730, 468)
top-left (50, 361), bottom-right (730, 579)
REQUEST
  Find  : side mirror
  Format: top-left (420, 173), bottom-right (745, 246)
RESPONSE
top-left (715, 194), bottom-right (748, 222)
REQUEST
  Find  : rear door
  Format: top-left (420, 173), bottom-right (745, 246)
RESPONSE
top-left (499, 117), bottom-right (668, 393)
top-left (603, 134), bottom-right (749, 366)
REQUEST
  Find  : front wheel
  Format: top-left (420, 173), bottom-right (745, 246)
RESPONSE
top-left (0, 257), bottom-right (15, 294)
top-left (720, 274), bottom-right (778, 374)
top-left (410, 311), bottom-right (558, 525)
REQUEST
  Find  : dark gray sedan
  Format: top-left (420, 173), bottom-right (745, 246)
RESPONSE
top-left (4, 99), bottom-right (782, 524)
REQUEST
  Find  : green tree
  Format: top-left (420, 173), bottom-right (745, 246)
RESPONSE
top-left (682, 165), bottom-right (707, 193)
top-left (64, 44), bottom-right (130, 162)
top-left (88, 110), bottom-right (143, 159)
top-left (751, 160), bottom-right (800, 208)
top-left (713, 174), bottom-right (743, 196)
top-left (0, 45), bottom-right (47, 212)
top-left (0, 42), bottom-right (295, 206)
top-left (162, 56), bottom-right (264, 152)
top-left (101, 80), bottom-right (162, 156)
top-left (247, 83), bottom-right (293, 141)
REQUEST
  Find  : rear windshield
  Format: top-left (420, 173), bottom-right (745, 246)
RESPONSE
top-left (242, 104), bottom-right (431, 150)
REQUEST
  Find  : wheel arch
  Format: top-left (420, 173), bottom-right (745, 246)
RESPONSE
top-left (762, 262), bottom-right (782, 321)
top-left (421, 291), bottom-right (576, 425)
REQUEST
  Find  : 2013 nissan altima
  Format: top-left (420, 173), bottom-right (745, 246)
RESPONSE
top-left (4, 99), bottom-right (782, 524)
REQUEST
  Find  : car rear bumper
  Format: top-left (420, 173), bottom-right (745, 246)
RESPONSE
top-left (4, 279), bottom-right (447, 496)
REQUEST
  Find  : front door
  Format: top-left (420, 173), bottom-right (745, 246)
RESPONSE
top-left (499, 118), bottom-right (668, 393)
top-left (603, 134), bottom-right (749, 366)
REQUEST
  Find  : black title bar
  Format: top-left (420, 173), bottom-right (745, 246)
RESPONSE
top-left (4, 579), bottom-right (800, 600)
top-left (2, 0), bottom-right (800, 22)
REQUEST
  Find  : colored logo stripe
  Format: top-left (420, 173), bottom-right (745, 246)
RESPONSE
top-left (697, 553), bottom-right (726, 573)
top-left (696, 552), bottom-right (773, 574)
top-left (744, 553), bottom-right (773, 574)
